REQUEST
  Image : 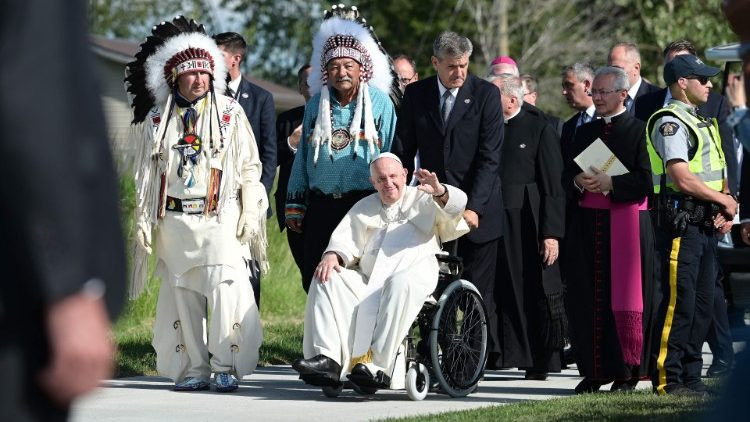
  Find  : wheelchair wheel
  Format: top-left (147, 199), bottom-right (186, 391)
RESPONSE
top-left (429, 279), bottom-right (488, 397)
top-left (406, 363), bottom-right (430, 401)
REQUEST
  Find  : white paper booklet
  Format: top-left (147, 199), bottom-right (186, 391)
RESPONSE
top-left (573, 138), bottom-right (628, 176)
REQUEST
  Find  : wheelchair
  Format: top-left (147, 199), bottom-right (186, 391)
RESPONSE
top-left (321, 253), bottom-right (489, 400)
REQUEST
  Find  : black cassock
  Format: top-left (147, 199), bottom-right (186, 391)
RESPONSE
top-left (494, 107), bottom-right (566, 371)
top-left (562, 112), bottom-right (656, 381)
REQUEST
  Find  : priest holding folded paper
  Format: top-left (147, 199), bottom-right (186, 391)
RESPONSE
top-left (562, 66), bottom-right (656, 394)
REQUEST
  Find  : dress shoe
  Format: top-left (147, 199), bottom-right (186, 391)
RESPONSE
top-left (706, 359), bottom-right (731, 377)
top-left (610, 379), bottom-right (638, 392)
top-left (292, 355), bottom-right (342, 386)
top-left (684, 380), bottom-right (715, 396)
top-left (214, 373), bottom-right (239, 392)
top-left (660, 383), bottom-right (709, 398)
top-left (524, 371), bottom-right (548, 381)
top-left (347, 363), bottom-right (390, 390)
top-left (574, 377), bottom-right (606, 394)
top-left (173, 377), bottom-right (210, 391)
top-left (563, 347), bottom-right (576, 366)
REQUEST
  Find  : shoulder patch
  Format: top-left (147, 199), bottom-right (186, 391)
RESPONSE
top-left (659, 121), bottom-right (679, 136)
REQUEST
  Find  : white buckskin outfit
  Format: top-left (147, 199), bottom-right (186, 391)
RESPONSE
top-left (125, 17), bottom-right (267, 385)
top-left (304, 184), bottom-right (469, 381)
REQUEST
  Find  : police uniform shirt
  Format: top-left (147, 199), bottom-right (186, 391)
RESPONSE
top-left (650, 115), bottom-right (692, 165)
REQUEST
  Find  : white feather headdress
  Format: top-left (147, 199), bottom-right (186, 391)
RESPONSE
top-left (144, 32), bottom-right (227, 107)
top-left (308, 17), bottom-right (392, 96)
top-left (307, 15), bottom-right (393, 164)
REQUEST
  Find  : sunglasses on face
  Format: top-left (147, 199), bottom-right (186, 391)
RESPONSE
top-left (685, 75), bottom-right (709, 85)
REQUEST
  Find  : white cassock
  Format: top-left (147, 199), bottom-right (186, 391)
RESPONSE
top-left (134, 93), bottom-right (267, 384)
top-left (303, 185), bottom-right (469, 380)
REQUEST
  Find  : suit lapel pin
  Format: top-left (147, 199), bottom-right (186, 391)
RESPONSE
top-left (464, 98), bottom-right (471, 104)
top-left (241, 93), bottom-right (249, 99)
top-left (520, 143), bottom-right (526, 148)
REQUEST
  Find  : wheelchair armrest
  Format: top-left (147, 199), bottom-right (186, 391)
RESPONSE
top-left (436, 253), bottom-right (463, 278)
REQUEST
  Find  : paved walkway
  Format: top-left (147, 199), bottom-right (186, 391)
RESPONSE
top-left (69, 365), bottom-right (632, 422)
top-left (71, 343), bottom-right (740, 421)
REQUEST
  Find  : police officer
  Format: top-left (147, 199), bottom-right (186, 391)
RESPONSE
top-left (646, 54), bottom-right (738, 396)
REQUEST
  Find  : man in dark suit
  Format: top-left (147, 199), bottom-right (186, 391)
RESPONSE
top-left (560, 63), bottom-right (597, 162)
top-left (0, 0), bottom-right (126, 419)
top-left (394, 31), bottom-right (504, 365)
top-left (557, 62), bottom-right (598, 369)
top-left (214, 32), bottom-right (277, 196)
top-left (608, 42), bottom-right (661, 116)
top-left (214, 32), bottom-right (277, 306)
top-left (275, 65), bottom-right (311, 275)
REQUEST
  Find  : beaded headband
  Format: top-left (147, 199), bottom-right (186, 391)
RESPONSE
top-left (321, 34), bottom-right (374, 83)
top-left (163, 47), bottom-right (215, 88)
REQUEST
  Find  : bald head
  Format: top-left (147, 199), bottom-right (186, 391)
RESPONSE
top-left (608, 42), bottom-right (642, 86)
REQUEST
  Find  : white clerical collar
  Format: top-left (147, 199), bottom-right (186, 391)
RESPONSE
top-left (627, 77), bottom-right (642, 101)
top-left (381, 193), bottom-right (406, 222)
top-left (505, 106), bottom-right (522, 123)
top-left (228, 76), bottom-right (242, 96)
top-left (601, 107), bottom-right (627, 123)
top-left (662, 88), bottom-right (673, 107)
top-left (437, 77), bottom-right (459, 98)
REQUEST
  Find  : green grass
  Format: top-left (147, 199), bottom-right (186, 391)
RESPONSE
top-left (113, 175), bottom-right (306, 376)
top-left (383, 390), bottom-right (715, 422)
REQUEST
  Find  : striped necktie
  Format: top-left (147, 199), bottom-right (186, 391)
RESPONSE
top-left (441, 90), bottom-right (453, 124)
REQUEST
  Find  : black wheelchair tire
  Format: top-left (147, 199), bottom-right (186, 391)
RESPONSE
top-left (428, 279), bottom-right (488, 397)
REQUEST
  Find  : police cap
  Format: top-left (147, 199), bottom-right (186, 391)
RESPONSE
top-left (663, 54), bottom-right (720, 85)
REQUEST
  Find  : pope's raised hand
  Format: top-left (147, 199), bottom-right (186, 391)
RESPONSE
top-left (415, 169), bottom-right (443, 195)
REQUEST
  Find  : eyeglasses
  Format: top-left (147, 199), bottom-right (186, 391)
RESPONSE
top-left (398, 74), bottom-right (417, 85)
top-left (589, 89), bottom-right (623, 97)
top-left (684, 75), bottom-right (710, 85)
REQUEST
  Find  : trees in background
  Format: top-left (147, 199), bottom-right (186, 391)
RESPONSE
top-left (88, 0), bottom-right (216, 39)
top-left (89, 0), bottom-right (736, 117)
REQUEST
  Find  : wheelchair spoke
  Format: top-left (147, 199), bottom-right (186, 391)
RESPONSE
top-left (433, 285), bottom-right (489, 391)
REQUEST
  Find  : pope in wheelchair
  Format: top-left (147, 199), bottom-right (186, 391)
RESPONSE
top-left (292, 152), bottom-right (470, 393)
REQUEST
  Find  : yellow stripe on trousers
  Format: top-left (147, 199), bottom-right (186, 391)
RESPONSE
top-left (656, 237), bottom-right (681, 395)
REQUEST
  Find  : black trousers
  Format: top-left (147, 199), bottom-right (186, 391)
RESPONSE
top-left (286, 226), bottom-right (304, 276)
top-left (455, 237), bottom-right (501, 367)
top-left (248, 261), bottom-right (262, 309)
top-left (301, 192), bottom-right (371, 293)
top-left (706, 269), bottom-right (734, 366)
top-left (252, 224), bottom-right (306, 307)
top-left (652, 224), bottom-right (716, 393)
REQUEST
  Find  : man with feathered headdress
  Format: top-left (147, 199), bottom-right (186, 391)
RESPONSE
top-left (285, 5), bottom-right (397, 293)
top-left (124, 17), bottom-right (267, 393)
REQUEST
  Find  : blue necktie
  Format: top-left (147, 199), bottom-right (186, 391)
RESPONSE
top-left (625, 96), bottom-right (633, 112)
top-left (578, 111), bottom-right (591, 128)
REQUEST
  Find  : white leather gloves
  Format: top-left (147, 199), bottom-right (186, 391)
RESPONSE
top-left (136, 217), bottom-right (152, 254)
top-left (237, 183), bottom-right (267, 243)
